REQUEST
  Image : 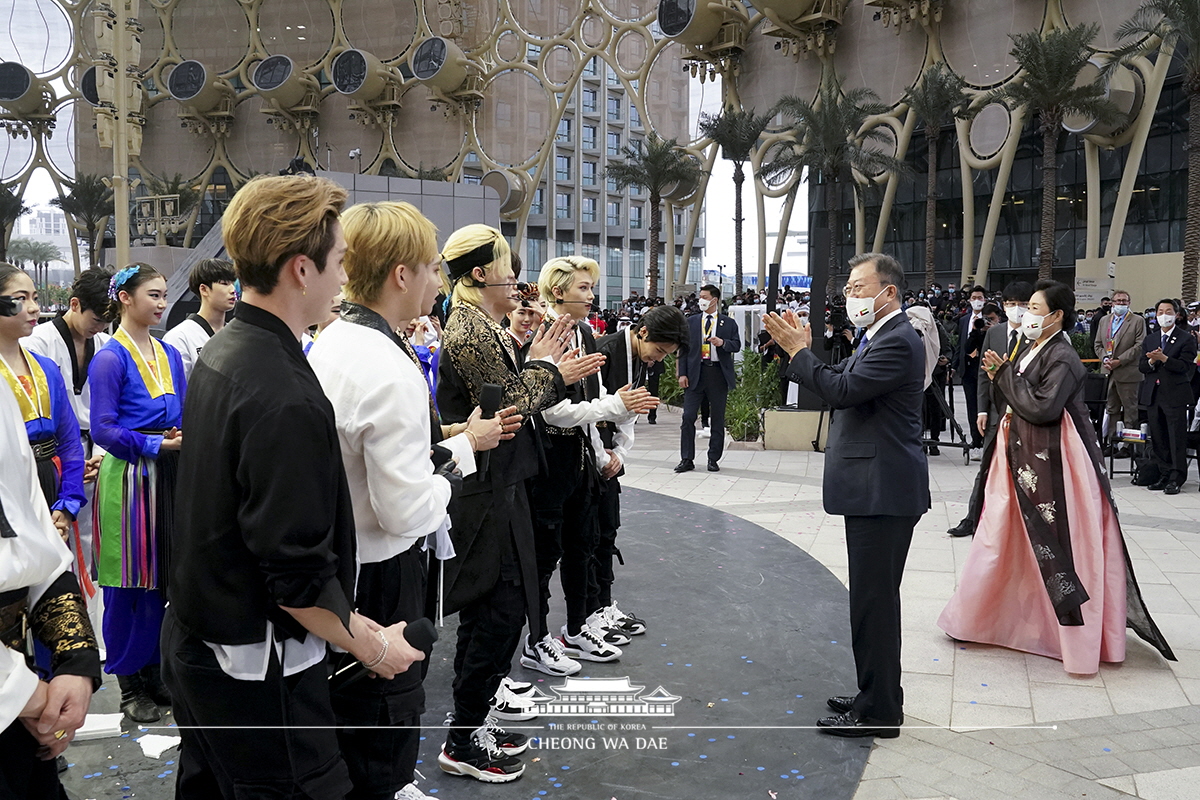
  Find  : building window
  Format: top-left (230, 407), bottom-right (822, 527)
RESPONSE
top-left (530, 188), bottom-right (544, 215)
top-left (629, 104), bottom-right (642, 129)
top-left (630, 181), bottom-right (642, 196)
top-left (464, 150), bottom-right (480, 163)
top-left (630, 204), bottom-right (643, 229)
top-left (462, 174), bottom-right (482, 185)
top-left (555, 192), bottom-right (572, 219)
top-left (582, 160), bottom-right (597, 185)
top-left (556, 154), bottom-right (572, 181)
top-left (606, 174), bottom-right (620, 192)
top-left (527, 237), bottom-right (546, 269)
top-left (607, 200), bottom-right (621, 226)
top-left (526, 43), bottom-right (541, 65)
top-left (582, 243), bottom-right (600, 261)
top-left (607, 95), bottom-right (621, 121)
top-left (607, 131), bottom-right (621, 156)
top-left (556, 239), bottom-right (574, 256)
top-left (583, 89), bottom-right (597, 113)
top-left (630, 247), bottom-right (645, 279)
top-left (582, 125), bottom-right (597, 150)
top-left (556, 118), bottom-right (571, 143)
top-left (606, 246), bottom-right (623, 278)
top-left (607, 64), bottom-right (619, 86)
top-left (584, 56), bottom-right (599, 76)
top-left (582, 196), bottom-right (597, 222)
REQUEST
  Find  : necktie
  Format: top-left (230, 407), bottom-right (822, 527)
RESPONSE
top-left (856, 333), bottom-right (869, 355)
top-left (1162, 332), bottom-right (1169, 349)
top-left (704, 315), bottom-right (713, 338)
top-left (1008, 329), bottom-right (1018, 360)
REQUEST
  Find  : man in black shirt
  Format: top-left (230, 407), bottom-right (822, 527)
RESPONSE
top-left (163, 175), bottom-right (422, 799)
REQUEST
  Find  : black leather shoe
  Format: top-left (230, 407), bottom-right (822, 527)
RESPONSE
top-left (117, 674), bottom-right (161, 724)
top-left (928, 445), bottom-right (940, 456)
top-left (141, 663), bottom-right (171, 706)
top-left (1148, 478), bottom-right (1169, 491)
top-left (1164, 482), bottom-right (1181, 495)
top-left (947, 519), bottom-right (974, 537)
top-left (816, 709), bottom-right (901, 738)
top-left (674, 459), bottom-right (694, 473)
top-left (826, 696), bottom-right (904, 724)
top-left (707, 461), bottom-right (720, 472)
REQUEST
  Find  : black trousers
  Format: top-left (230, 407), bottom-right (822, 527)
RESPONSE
top-left (962, 369), bottom-right (982, 447)
top-left (844, 514), bottom-right (919, 723)
top-left (451, 577), bottom-right (526, 737)
top-left (161, 609), bottom-right (352, 800)
top-left (530, 433), bottom-right (598, 639)
top-left (332, 543), bottom-right (427, 800)
top-left (593, 475), bottom-right (622, 611)
top-left (1147, 401), bottom-right (1190, 483)
top-left (0, 722), bottom-right (66, 800)
top-left (646, 371), bottom-right (660, 423)
top-left (681, 365), bottom-right (728, 462)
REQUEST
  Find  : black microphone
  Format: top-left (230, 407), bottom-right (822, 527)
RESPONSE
top-left (329, 617), bottom-right (439, 692)
top-left (477, 382), bottom-right (502, 478)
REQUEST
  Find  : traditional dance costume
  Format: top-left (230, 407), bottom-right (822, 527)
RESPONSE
top-left (88, 329), bottom-right (185, 677)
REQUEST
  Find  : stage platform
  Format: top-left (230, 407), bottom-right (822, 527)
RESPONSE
top-left (62, 487), bottom-right (869, 800)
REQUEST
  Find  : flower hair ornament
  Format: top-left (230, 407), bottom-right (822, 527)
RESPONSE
top-left (108, 266), bottom-right (141, 301)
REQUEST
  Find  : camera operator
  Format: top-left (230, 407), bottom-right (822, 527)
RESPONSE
top-left (824, 294), bottom-right (855, 363)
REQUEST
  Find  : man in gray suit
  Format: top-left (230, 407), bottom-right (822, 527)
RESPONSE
top-left (764, 253), bottom-right (929, 738)
top-left (1093, 289), bottom-right (1146, 454)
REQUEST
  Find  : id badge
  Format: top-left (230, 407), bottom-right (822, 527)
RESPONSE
top-left (701, 343), bottom-right (711, 359)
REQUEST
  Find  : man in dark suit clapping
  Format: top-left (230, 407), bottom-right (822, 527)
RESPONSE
top-left (764, 253), bottom-right (929, 738)
top-left (675, 284), bottom-right (740, 473)
top-left (1139, 299), bottom-right (1198, 494)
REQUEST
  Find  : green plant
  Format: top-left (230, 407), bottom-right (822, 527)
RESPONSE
top-left (51, 173), bottom-right (113, 271)
top-left (1070, 331), bottom-right (1100, 368)
top-left (725, 351), bottom-right (780, 442)
top-left (658, 354), bottom-right (684, 408)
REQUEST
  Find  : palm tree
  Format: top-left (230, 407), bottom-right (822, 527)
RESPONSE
top-left (1115, 1), bottom-right (1200, 299)
top-left (0, 185), bottom-right (30, 263)
top-left (764, 78), bottom-right (905, 286)
top-left (605, 133), bottom-right (701, 298)
top-left (51, 173), bottom-right (114, 271)
top-left (7, 239), bottom-right (62, 288)
top-left (985, 24), bottom-right (1123, 280)
top-left (697, 109), bottom-right (773, 293)
top-left (144, 172), bottom-right (202, 246)
top-left (902, 63), bottom-right (969, 289)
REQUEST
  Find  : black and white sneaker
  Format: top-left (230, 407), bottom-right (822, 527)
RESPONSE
top-left (486, 716), bottom-right (530, 755)
top-left (439, 725), bottom-right (525, 783)
top-left (502, 676), bottom-right (534, 696)
top-left (605, 603), bottom-right (647, 635)
top-left (520, 633), bottom-right (582, 676)
top-left (585, 610), bottom-right (631, 645)
top-left (491, 679), bottom-right (538, 721)
top-left (560, 624), bottom-right (622, 662)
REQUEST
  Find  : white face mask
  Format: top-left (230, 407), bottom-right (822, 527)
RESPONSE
top-left (846, 286), bottom-right (889, 328)
top-left (1158, 313), bottom-right (1176, 330)
top-left (1005, 305), bottom-right (1026, 324)
top-left (1020, 311), bottom-right (1056, 340)
top-left (970, 299), bottom-right (985, 312)
top-left (1112, 304), bottom-right (1129, 316)
top-left (702, 297), bottom-right (717, 313)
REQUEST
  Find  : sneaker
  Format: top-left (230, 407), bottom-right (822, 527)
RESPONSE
top-left (520, 633), bottom-right (582, 676)
top-left (560, 625), bottom-right (621, 662)
top-left (395, 782), bottom-right (432, 800)
top-left (486, 716), bottom-right (530, 755)
top-left (439, 726), bottom-right (525, 783)
top-left (501, 676), bottom-right (534, 696)
top-left (491, 680), bottom-right (538, 721)
top-left (604, 603), bottom-right (647, 635)
top-left (586, 610), bottom-right (631, 646)
top-left (698, 427), bottom-right (710, 438)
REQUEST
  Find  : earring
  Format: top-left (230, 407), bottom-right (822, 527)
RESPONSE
top-left (302, 285), bottom-right (307, 296)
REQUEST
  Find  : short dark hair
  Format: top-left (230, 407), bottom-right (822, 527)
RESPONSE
top-left (71, 268), bottom-right (114, 317)
top-left (1034, 279), bottom-right (1076, 331)
top-left (1001, 281), bottom-right (1033, 303)
top-left (188, 258), bottom-right (236, 297)
top-left (968, 284), bottom-right (986, 297)
top-left (109, 263), bottom-right (165, 321)
top-left (982, 302), bottom-right (1002, 318)
top-left (639, 305), bottom-right (689, 347)
top-left (848, 252), bottom-right (906, 293)
top-left (700, 283), bottom-right (720, 300)
top-left (1155, 298), bottom-right (1183, 317)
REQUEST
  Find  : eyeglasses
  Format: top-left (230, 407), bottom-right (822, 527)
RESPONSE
top-left (842, 281), bottom-right (881, 297)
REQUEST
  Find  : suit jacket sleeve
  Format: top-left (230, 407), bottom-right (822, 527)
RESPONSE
top-left (976, 326), bottom-right (1000, 418)
top-left (721, 317), bottom-right (740, 352)
top-left (785, 333), bottom-right (912, 410)
top-left (1114, 316), bottom-right (1147, 365)
top-left (1164, 332), bottom-right (1198, 375)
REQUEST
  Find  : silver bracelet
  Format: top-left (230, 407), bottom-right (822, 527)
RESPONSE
top-left (361, 630), bottom-right (389, 669)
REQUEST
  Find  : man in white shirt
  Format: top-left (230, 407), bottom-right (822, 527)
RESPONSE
top-left (163, 258), bottom-right (237, 379)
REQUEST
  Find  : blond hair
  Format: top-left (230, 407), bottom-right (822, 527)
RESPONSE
top-left (538, 255), bottom-right (600, 306)
top-left (442, 224), bottom-right (510, 308)
top-left (222, 175), bottom-right (347, 293)
top-left (340, 202), bottom-right (439, 304)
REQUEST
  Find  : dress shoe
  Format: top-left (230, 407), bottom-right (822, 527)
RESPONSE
top-left (826, 696), bottom-right (904, 724)
top-left (117, 674), bottom-right (161, 724)
top-left (707, 461), bottom-right (720, 472)
top-left (674, 459), bottom-right (694, 473)
top-left (1148, 478), bottom-right (1169, 491)
top-left (928, 445), bottom-right (940, 456)
top-left (816, 709), bottom-right (901, 738)
top-left (1164, 482), bottom-right (1181, 495)
top-left (947, 518), bottom-right (974, 537)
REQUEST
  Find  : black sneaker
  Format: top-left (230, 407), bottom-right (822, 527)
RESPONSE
top-left (439, 726), bottom-right (525, 783)
top-left (486, 716), bottom-right (530, 754)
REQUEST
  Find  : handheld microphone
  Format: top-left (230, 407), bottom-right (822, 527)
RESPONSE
top-left (329, 617), bottom-right (439, 691)
top-left (477, 383), bottom-right (502, 478)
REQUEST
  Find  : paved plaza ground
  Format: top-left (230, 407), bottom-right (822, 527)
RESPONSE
top-left (622, 405), bottom-right (1200, 800)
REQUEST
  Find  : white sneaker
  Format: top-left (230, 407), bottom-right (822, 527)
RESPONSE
top-left (394, 782), bottom-right (431, 800)
top-left (698, 427), bottom-right (710, 438)
top-left (490, 680), bottom-right (538, 721)
top-left (560, 625), bottom-right (622, 662)
top-left (586, 610), bottom-right (631, 645)
top-left (605, 603), bottom-right (647, 635)
top-left (520, 633), bottom-right (582, 676)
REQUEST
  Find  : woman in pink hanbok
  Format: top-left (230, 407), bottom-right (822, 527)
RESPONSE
top-left (938, 281), bottom-right (1174, 674)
